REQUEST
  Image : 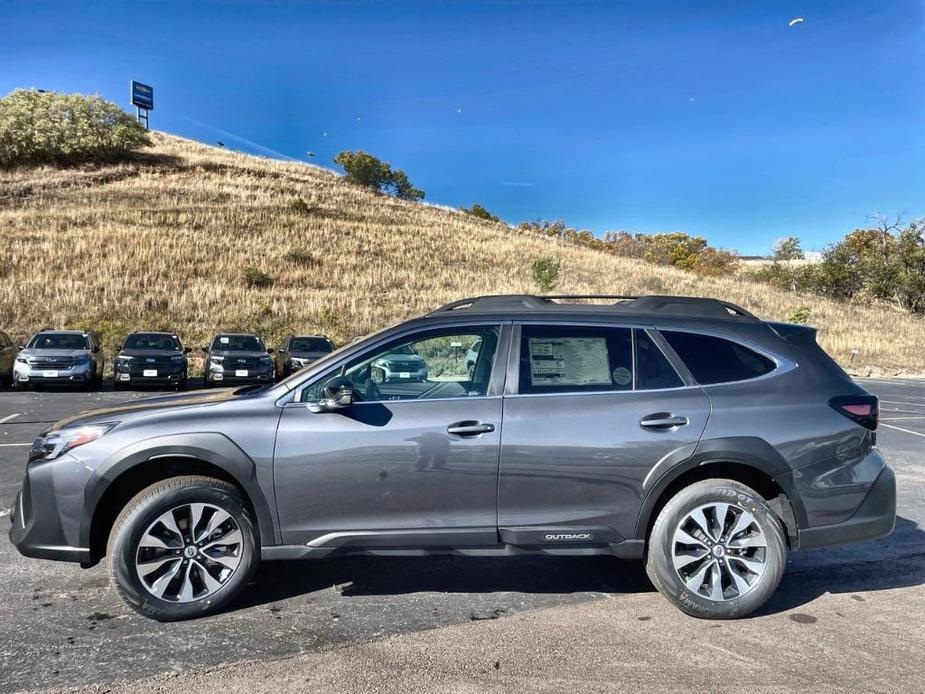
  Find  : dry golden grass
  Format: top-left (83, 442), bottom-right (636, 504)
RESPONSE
top-left (1, 132), bottom-right (922, 375)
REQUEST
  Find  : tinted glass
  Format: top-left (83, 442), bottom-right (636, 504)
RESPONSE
top-left (123, 333), bottom-right (181, 351)
top-left (635, 329), bottom-right (684, 389)
top-left (212, 335), bottom-right (265, 352)
top-left (302, 326), bottom-right (501, 403)
top-left (28, 333), bottom-right (90, 350)
top-left (519, 325), bottom-right (633, 394)
top-left (290, 337), bottom-right (334, 352)
top-left (661, 330), bottom-right (775, 384)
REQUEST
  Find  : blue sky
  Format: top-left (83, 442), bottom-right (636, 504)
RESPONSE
top-left (1, 0), bottom-right (922, 254)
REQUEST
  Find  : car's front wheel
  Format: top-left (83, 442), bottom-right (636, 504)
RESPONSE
top-left (646, 478), bottom-right (786, 619)
top-left (108, 476), bottom-right (259, 621)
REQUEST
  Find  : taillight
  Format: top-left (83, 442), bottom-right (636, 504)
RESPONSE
top-left (829, 395), bottom-right (879, 430)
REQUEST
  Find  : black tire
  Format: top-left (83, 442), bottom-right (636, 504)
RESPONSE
top-left (176, 376), bottom-right (188, 391)
top-left (646, 478), bottom-right (786, 619)
top-left (108, 475), bottom-right (259, 621)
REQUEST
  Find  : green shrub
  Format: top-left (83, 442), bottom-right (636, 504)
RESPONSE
top-left (690, 247), bottom-right (740, 277)
top-left (465, 204), bottom-right (501, 223)
top-left (283, 247), bottom-right (318, 267)
top-left (242, 266), bottom-right (273, 288)
top-left (0, 89), bottom-right (152, 168)
top-left (530, 255), bottom-right (561, 293)
top-left (785, 305), bottom-right (812, 324)
top-left (333, 150), bottom-right (424, 201)
top-left (772, 236), bottom-right (804, 261)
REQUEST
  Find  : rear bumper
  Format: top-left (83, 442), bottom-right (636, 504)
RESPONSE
top-left (797, 464), bottom-right (896, 550)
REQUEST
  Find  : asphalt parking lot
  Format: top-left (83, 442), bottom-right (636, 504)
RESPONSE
top-left (0, 378), bottom-right (923, 693)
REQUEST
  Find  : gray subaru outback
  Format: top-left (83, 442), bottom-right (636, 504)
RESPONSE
top-left (9, 295), bottom-right (895, 621)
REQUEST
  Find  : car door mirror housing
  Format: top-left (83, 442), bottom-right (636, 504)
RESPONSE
top-left (307, 376), bottom-right (356, 413)
top-left (267, 348), bottom-right (275, 354)
top-left (201, 347), bottom-right (209, 353)
top-left (184, 347), bottom-right (193, 354)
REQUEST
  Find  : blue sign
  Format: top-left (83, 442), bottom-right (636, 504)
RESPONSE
top-left (131, 81), bottom-right (154, 111)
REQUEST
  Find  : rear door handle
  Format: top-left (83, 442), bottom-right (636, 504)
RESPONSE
top-left (640, 414), bottom-right (689, 429)
top-left (447, 421), bottom-right (495, 437)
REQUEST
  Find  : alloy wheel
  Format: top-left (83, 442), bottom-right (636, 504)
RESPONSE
top-left (672, 501), bottom-right (768, 601)
top-left (135, 502), bottom-right (244, 603)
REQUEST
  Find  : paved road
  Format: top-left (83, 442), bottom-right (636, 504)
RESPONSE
top-left (0, 379), bottom-right (922, 693)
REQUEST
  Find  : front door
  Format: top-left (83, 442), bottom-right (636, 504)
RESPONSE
top-left (498, 323), bottom-right (711, 546)
top-left (274, 323), bottom-right (509, 547)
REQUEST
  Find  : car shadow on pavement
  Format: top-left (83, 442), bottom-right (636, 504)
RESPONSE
top-left (235, 554), bottom-right (654, 611)
top-left (759, 515), bottom-right (925, 615)
top-left (233, 516), bottom-right (925, 617)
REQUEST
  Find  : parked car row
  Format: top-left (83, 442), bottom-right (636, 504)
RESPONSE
top-left (0, 329), bottom-right (335, 390)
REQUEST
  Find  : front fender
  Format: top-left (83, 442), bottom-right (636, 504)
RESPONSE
top-left (80, 432), bottom-right (277, 548)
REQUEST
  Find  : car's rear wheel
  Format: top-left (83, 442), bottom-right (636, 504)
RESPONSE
top-left (646, 478), bottom-right (786, 619)
top-left (108, 475), bottom-right (259, 621)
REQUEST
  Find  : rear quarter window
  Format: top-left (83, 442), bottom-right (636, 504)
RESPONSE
top-left (660, 330), bottom-right (775, 385)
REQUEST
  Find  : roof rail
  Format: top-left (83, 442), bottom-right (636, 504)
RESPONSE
top-left (429, 294), bottom-right (759, 320)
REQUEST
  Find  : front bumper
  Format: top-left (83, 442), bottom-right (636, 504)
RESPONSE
top-left (205, 365), bottom-right (274, 384)
top-left (8, 453), bottom-right (93, 564)
top-left (114, 365), bottom-right (187, 385)
top-left (13, 362), bottom-right (94, 386)
top-left (797, 464), bottom-right (896, 550)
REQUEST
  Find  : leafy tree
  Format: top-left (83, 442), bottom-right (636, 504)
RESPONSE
top-left (0, 89), bottom-right (152, 168)
top-left (334, 150), bottom-right (423, 201)
top-left (772, 236), bottom-right (804, 261)
top-left (465, 204), bottom-right (501, 223)
top-left (530, 255), bottom-right (561, 293)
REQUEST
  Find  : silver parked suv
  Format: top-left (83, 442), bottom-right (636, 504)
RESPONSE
top-left (13, 329), bottom-right (104, 389)
top-left (9, 295), bottom-right (895, 621)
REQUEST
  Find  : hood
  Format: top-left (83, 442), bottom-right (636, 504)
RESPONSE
top-left (47, 388), bottom-right (245, 433)
top-left (209, 349), bottom-right (271, 358)
top-left (119, 349), bottom-right (186, 358)
top-left (19, 348), bottom-right (92, 359)
top-left (289, 351), bottom-right (329, 360)
top-left (380, 352), bottom-right (425, 363)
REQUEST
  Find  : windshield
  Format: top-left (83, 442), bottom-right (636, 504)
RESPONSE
top-left (123, 333), bottom-right (181, 351)
top-left (27, 333), bottom-right (90, 350)
top-left (211, 335), bottom-right (265, 352)
top-left (290, 337), bottom-right (334, 352)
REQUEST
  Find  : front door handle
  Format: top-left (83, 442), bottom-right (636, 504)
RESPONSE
top-left (447, 421), bottom-right (495, 437)
top-left (640, 414), bottom-right (689, 429)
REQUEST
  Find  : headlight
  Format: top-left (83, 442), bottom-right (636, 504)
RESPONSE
top-left (116, 356), bottom-right (132, 367)
top-left (15, 357), bottom-right (27, 364)
top-left (30, 423), bottom-right (117, 462)
top-left (170, 355), bottom-right (186, 362)
top-left (260, 356), bottom-right (272, 365)
top-left (209, 356), bottom-right (225, 364)
top-left (74, 355), bottom-right (91, 365)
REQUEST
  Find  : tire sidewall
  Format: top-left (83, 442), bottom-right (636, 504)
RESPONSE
top-left (648, 481), bottom-right (786, 619)
top-left (110, 483), bottom-right (258, 621)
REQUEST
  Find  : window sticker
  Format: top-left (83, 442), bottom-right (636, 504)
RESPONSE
top-left (528, 337), bottom-right (612, 386)
top-left (612, 366), bottom-right (632, 386)
top-left (220, 337), bottom-right (230, 344)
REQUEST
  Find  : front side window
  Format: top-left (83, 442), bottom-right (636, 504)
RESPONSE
top-left (28, 333), bottom-right (90, 350)
top-left (302, 326), bottom-right (501, 403)
top-left (660, 330), bottom-right (775, 385)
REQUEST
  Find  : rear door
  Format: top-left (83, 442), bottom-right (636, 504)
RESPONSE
top-left (497, 322), bottom-right (711, 546)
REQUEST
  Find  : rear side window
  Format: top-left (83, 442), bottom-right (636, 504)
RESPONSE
top-left (519, 325), bottom-right (634, 394)
top-left (635, 330), bottom-right (684, 389)
top-left (661, 330), bottom-right (775, 385)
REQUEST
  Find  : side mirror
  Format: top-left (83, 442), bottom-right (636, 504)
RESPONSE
top-left (201, 347), bottom-right (209, 353)
top-left (92, 345), bottom-right (100, 353)
top-left (267, 348), bottom-right (275, 354)
top-left (307, 376), bottom-right (355, 413)
top-left (184, 347), bottom-right (193, 354)
top-left (18, 345), bottom-right (24, 350)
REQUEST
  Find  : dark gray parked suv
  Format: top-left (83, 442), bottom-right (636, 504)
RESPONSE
top-left (9, 295), bottom-right (895, 621)
top-left (202, 333), bottom-right (274, 386)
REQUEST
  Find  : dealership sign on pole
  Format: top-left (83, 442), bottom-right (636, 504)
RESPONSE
top-left (131, 81), bottom-right (153, 130)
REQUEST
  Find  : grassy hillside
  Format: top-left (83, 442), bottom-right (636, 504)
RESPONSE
top-left (0, 133), bottom-right (922, 375)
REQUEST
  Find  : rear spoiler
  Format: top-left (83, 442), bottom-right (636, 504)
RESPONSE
top-left (766, 321), bottom-right (817, 345)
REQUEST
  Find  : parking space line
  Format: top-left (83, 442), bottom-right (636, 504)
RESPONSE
top-left (880, 423), bottom-right (925, 438)
top-left (0, 443), bottom-right (31, 447)
top-left (881, 416), bottom-right (925, 421)
top-left (0, 413), bottom-right (21, 424)
top-left (880, 400), bottom-right (925, 408)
